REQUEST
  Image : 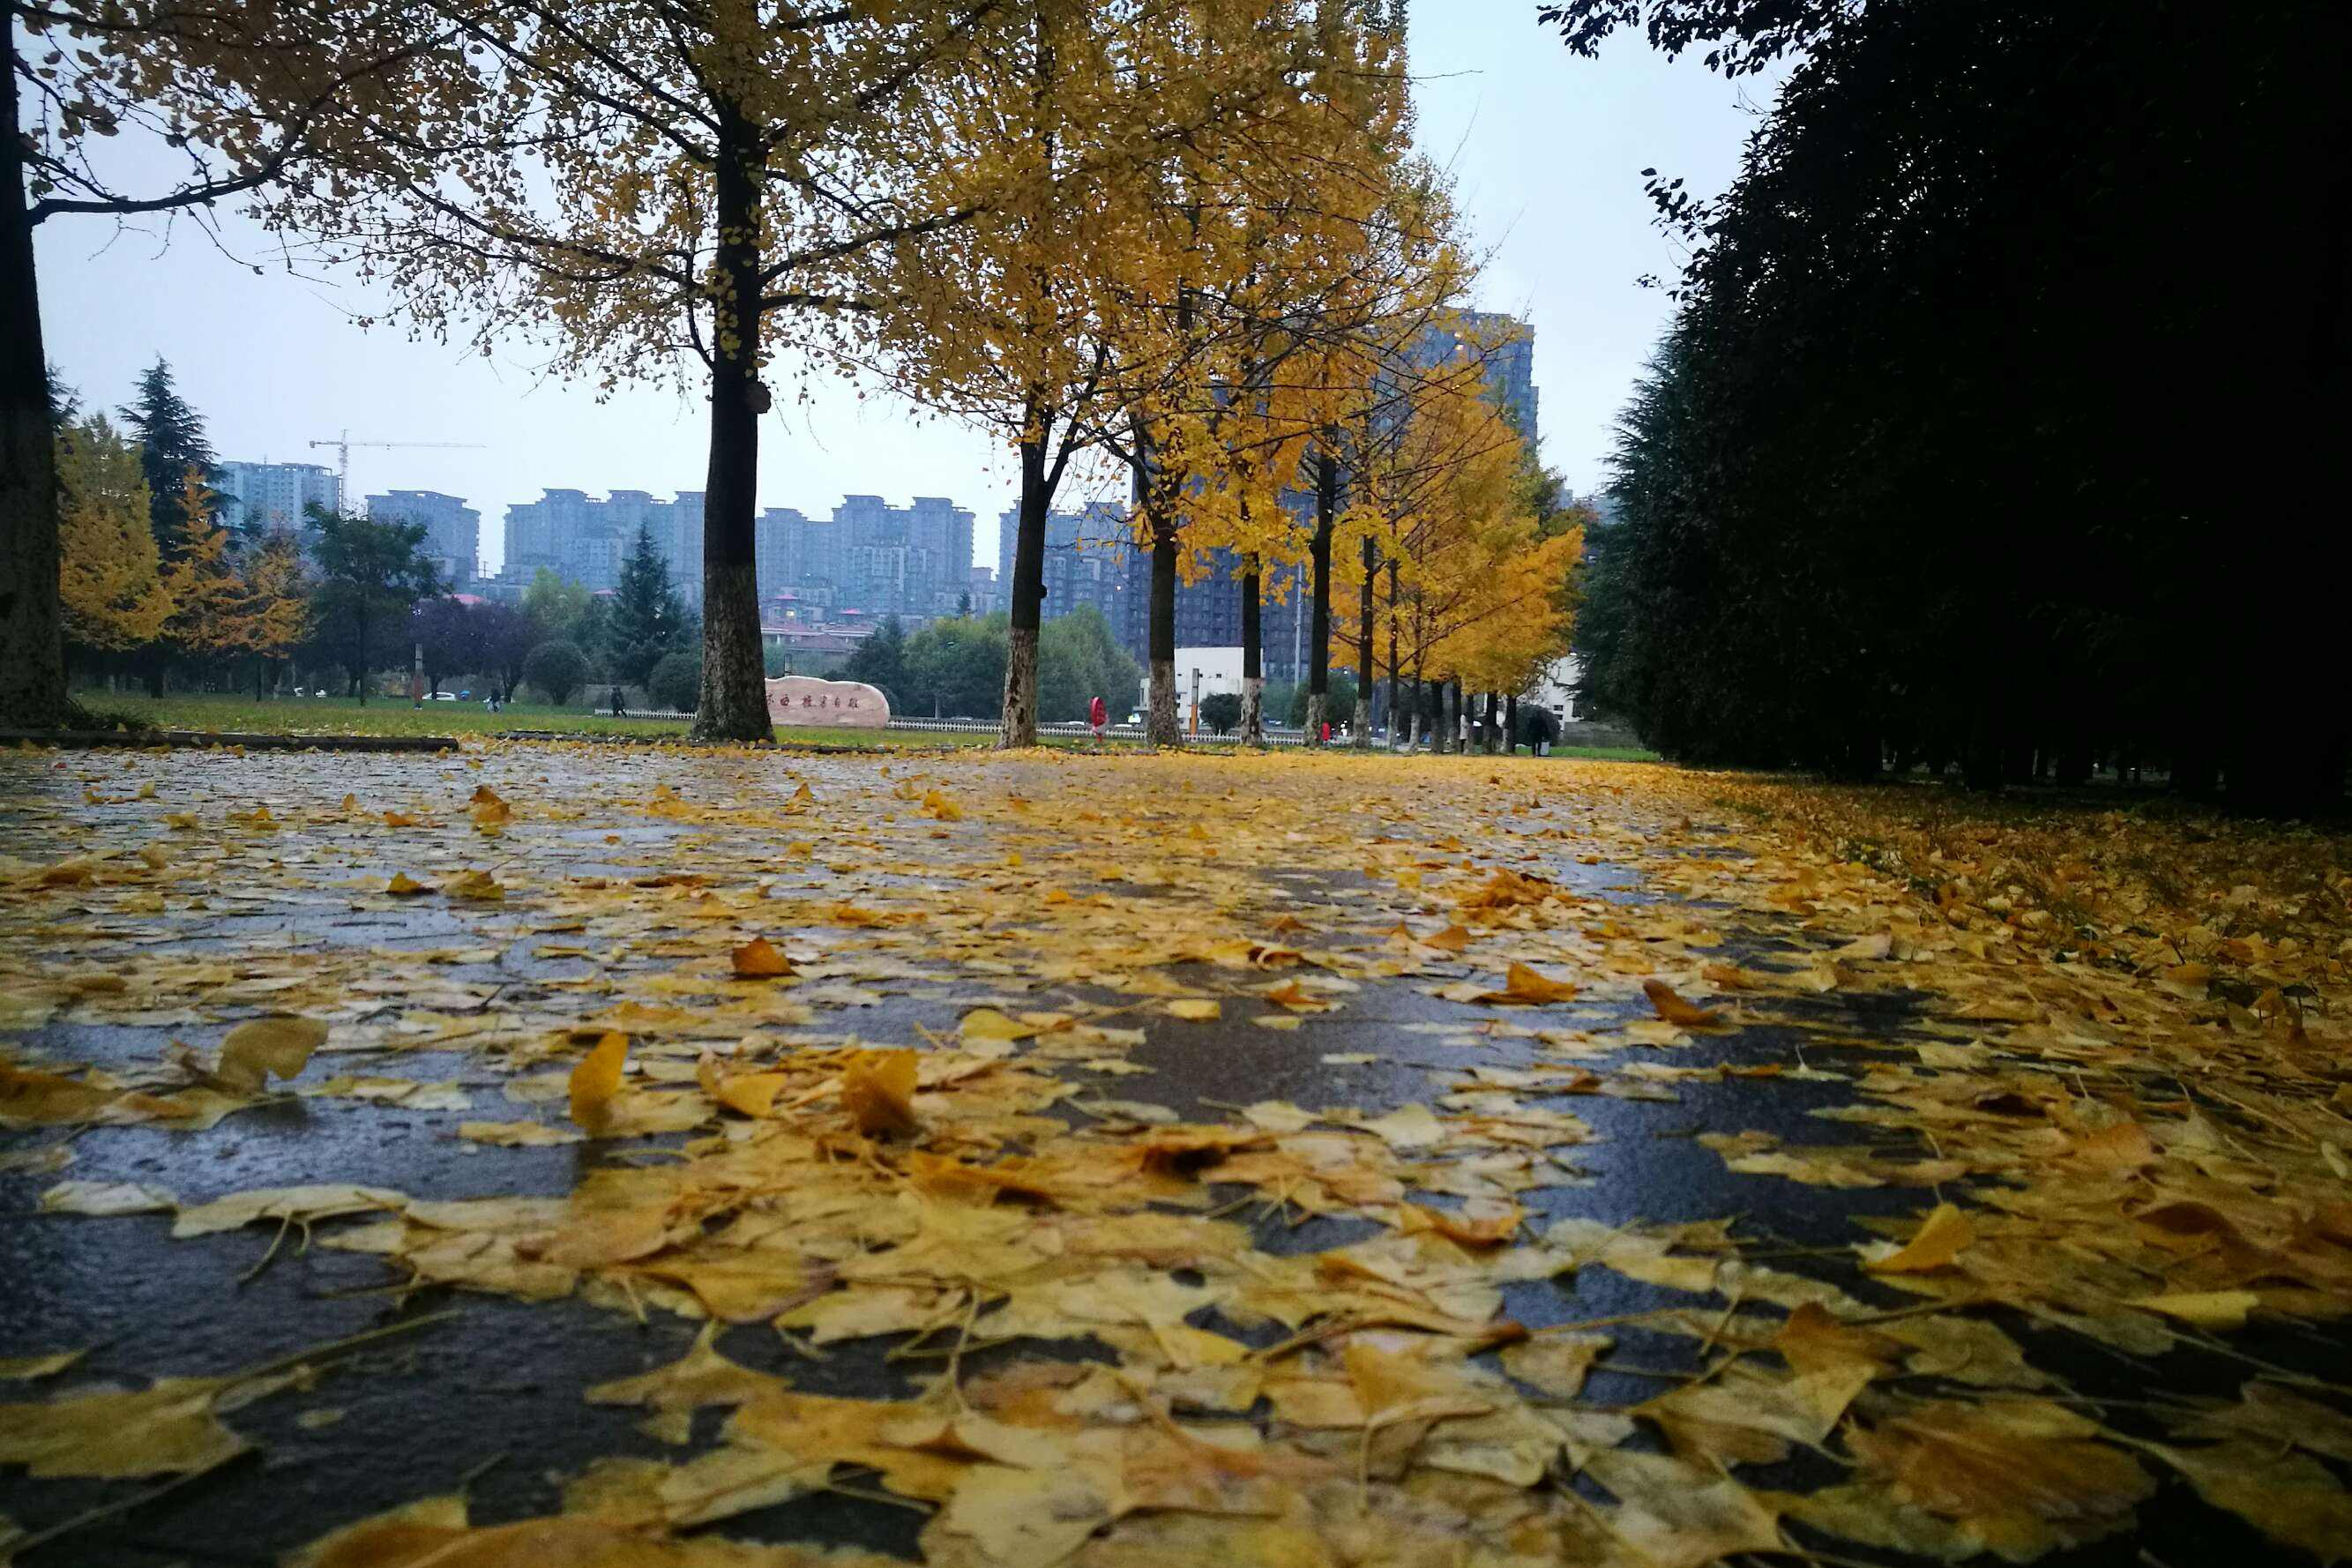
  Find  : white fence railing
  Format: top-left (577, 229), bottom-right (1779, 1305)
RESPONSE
top-left (572, 709), bottom-right (1312, 747)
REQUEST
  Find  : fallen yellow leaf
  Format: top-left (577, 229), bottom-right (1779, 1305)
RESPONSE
top-left (568, 1032), bottom-right (629, 1132)
top-left (2125, 1289), bottom-right (2260, 1331)
top-left (730, 937), bottom-right (791, 978)
top-left (217, 1016), bottom-right (327, 1093)
top-left (1642, 980), bottom-right (1723, 1027)
top-left (1864, 1202), bottom-right (1975, 1273)
top-left (840, 1049), bottom-right (918, 1138)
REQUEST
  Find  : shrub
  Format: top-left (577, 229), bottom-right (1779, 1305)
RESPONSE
top-left (1198, 691), bottom-right (1242, 735)
top-left (647, 649), bottom-right (701, 713)
top-left (523, 638), bottom-right (591, 706)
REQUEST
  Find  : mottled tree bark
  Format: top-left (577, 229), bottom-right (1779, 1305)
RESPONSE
top-left (1303, 445), bottom-right (1336, 745)
top-left (999, 429), bottom-right (1049, 748)
top-left (0, 5), bottom-right (65, 731)
top-left (1385, 561), bottom-right (1401, 750)
top-left (1355, 535), bottom-right (1376, 749)
top-left (692, 107), bottom-right (774, 743)
top-left (1239, 562), bottom-right (1263, 745)
top-left (1134, 450), bottom-right (1180, 748)
top-left (1505, 694), bottom-right (1519, 755)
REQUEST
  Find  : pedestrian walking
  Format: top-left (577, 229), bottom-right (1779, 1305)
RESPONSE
top-left (1088, 694), bottom-right (1109, 741)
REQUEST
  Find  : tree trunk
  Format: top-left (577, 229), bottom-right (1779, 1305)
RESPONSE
top-left (691, 109), bottom-right (773, 743)
top-left (1452, 680), bottom-right (1465, 753)
top-left (1483, 691), bottom-right (1500, 754)
top-left (1239, 561), bottom-right (1263, 745)
top-left (1355, 536), bottom-right (1376, 749)
top-left (0, 8), bottom-right (66, 731)
top-left (999, 430), bottom-right (1048, 748)
top-left (1304, 445), bottom-right (1336, 745)
top-left (354, 603), bottom-right (370, 704)
top-left (1505, 694), bottom-right (1518, 755)
top-left (1385, 562), bottom-right (1401, 750)
top-left (1135, 446), bottom-right (1179, 748)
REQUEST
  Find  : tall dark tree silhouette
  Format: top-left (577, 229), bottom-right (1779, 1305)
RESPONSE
top-left (1554, 0), bottom-right (2348, 807)
top-left (118, 359), bottom-right (218, 559)
top-left (603, 525), bottom-right (692, 689)
top-left (307, 506), bottom-right (443, 703)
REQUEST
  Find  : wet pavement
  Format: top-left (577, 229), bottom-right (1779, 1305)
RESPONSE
top-left (0, 743), bottom-right (2337, 1565)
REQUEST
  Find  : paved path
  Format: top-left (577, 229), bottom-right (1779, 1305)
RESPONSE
top-left (0, 744), bottom-right (2341, 1565)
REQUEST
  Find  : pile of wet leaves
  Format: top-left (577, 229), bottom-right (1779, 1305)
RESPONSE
top-left (2, 743), bottom-right (2346, 1565)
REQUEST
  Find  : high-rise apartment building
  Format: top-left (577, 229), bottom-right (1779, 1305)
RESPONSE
top-left (755, 495), bottom-right (974, 621)
top-left (501, 489), bottom-right (706, 603)
top-left (1416, 311), bottom-right (1537, 437)
top-left (366, 489), bottom-right (481, 587)
top-left (217, 460), bottom-right (340, 535)
top-left (997, 499), bottom-right (1132, 629)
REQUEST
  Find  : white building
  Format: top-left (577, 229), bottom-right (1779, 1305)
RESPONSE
top-left (1139, 645), bottom-right (1247, 729)
top-left (217, 460), bottom-right (340, 535)
top-left (1529, 653), bottom-right (1582, 722)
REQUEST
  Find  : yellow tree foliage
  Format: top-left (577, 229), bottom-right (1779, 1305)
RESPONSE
top-left (1140, 11), bottom-right (1467, 743)
top-left (873, 1), bottom-right (1336, 748)
top-left (160, 478), bottom-right (260, 662)
top-left (1333, 355), bottom-right (1579, 745)
top-left (241, 529), bottom-right (311, 672)
top-left (56, 415), bottom-right (172, 654)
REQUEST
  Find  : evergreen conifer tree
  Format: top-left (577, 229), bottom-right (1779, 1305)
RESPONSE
top-left (118, 358), bottom-right (218, 559)
top-left (604, 523), bottom-right (691, 688)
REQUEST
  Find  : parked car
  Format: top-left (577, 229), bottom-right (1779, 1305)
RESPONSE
top-left (429, 691), bottom-right (458, 701)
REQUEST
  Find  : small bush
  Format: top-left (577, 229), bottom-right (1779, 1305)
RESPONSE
top-left (647, 650), bottom-right (701, 713)
top-left (1198, 691), bottom-right (1242, 735)
top-left (523, 639), bottom-right (591, 706)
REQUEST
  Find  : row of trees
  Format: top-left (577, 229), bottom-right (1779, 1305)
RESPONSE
top-left (840, 608), bottom-right (1141, 727)
top-left (51, 346), bottom-right (704, 712)
top-left (1553, 0), bottom-right (2345, 807)
top-left (5, 0), bottom-right (1579, 748)
top-left (54, 360), bottom-right (450, 702)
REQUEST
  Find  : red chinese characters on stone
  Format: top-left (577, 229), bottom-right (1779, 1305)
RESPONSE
top-left (762, 676), bottom-right (890, 729)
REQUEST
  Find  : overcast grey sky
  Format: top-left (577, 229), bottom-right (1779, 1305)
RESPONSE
top-left (34, 8), bottom-right (1769, 576)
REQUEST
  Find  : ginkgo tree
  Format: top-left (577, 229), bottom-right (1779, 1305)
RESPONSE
top-left (3, 1), bottom-right (473, 728)
top-left (288, 1), bottom-right (1009, 742)
top-left (1334, 339), bottom-right (1581, 751)
top-left (1132, 26), bottom-right (1473, 748)
top-left (1080, 0), bottom-right (1410, 747)
top-left (868, 0), bottom-right (1325, 748)
top-left (54, 413), bottom-right (173, 676)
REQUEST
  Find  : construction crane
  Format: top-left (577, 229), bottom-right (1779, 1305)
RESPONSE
top-left (307, 430), bottom-right (485, 501)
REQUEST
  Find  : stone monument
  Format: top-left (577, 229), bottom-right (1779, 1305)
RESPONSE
top-left (765, 676), bottom-right (889, 729)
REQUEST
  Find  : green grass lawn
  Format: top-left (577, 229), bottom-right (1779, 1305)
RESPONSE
top-left (65, 691), bottom-right (1660, 760)
top-left (65, 691), bottom-right (992, 749)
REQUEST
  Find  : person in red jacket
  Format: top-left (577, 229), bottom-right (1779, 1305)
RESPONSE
top-left (1089, 695), bottom-right (1108, 741)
